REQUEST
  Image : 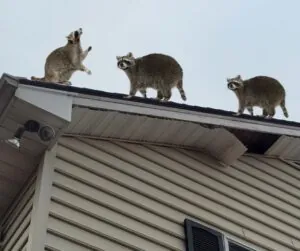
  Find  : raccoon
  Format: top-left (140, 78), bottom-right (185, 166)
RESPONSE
top-left (227, 75), bottom-right (289, 118)
top-left (31, 28), bottom-right (92, 85)
top-left (116, 52), bottom-right (186, 101)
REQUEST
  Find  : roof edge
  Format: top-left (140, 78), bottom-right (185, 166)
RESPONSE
top-left (3, 73), bottom-right (300, 138)
top-left (73, 97), bottom-right (300, 137)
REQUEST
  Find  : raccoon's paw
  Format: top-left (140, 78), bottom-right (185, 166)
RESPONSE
top-left (64, 81), bottom-right (72, 86)
top-left (160, 99), bottom-right (169, 102)
top-left (124, 95), bottom-right (133, 99)
top-left (88, 46), bottom-right (92, 52)
top-left (233, 112), bottom-right (242, 116)
top-left (31, 76), bottom-right (40, 81)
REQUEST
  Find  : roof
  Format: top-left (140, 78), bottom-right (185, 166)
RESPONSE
top-left (19, 77), bottom-right (300, 128)
top-left (1, 72), bottom-right (300, 219)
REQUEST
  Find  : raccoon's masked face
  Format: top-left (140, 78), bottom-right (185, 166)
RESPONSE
top-left (66, 28), bottom-right (83, 44)
top-left (116, 52), bottom-right (136, 70)
top-left (227, 75), bottom-right (244, 90)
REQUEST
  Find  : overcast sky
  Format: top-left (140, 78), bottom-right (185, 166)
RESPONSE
top-left (1, 0), bottom-right (299, 121)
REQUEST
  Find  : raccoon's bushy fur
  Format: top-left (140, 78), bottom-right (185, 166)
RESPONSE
top-left (116, 52), bottom-right (186, 101)
top-left (31, 28), bottom-right (92, 85)
top-left (227, 75), bottom-right (288, 118)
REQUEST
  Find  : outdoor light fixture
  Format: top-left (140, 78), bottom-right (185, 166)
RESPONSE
top-left (4, 120), bottom-right (55, 149)
top-left (38, 125), bottom-right (55, 142)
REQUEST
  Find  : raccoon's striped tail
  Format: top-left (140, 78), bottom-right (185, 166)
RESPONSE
top-left (177, 79), bottom-right (187, 101)
top-left (31, 76), bottom-right (45, 81)
top-left (280, 99), bottom-right (289, 118)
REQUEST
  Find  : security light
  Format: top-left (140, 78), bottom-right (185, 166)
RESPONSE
top-left (3, 120), bottom-right (55, 149)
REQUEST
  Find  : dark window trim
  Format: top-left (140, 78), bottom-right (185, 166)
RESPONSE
top-left (184, 219), bottom-right (256, 251)
top-left (228, 239), bottom-right (256, 251)
top-left (184, 218), bottom-right (225, 251)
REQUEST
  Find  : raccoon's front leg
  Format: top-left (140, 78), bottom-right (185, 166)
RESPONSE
top-left (139, 88), bottom-right (147, 98)
top-left (79, 64), bottom-right (92, 75)
top-left (125, 84), bottom-right (138, 99)
top-left (234, 102), bottom-right (245, 116)
top-left (80, 46), bottom-right (92, 61)
top-left (246, 107), bottom-right (254, 116)
top-left (156, 90), bottom-right (163, 100)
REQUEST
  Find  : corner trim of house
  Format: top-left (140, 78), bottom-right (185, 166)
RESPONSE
top-left (27, 145), bottom-right (57, 251)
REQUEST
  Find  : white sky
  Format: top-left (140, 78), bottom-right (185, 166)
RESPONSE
top-left (1, 0), bottom-right (299, 121)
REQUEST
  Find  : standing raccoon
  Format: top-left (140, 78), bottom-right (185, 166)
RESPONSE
top-left (116, 52), bottom-right (187, 101)
top-left (227, 75), bottom-right (289, 118)
top-left (31, 28), bottom-right (92, 85)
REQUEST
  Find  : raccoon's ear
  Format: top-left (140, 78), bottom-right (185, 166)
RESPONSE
top-left (66, 32), bottom-right (72, 39)
top-left (127, 52), bottom-right (133, 57)
top-left (237, 74), bottom-right (241, 79)
top-left (226, 78), bottom-right (230, 82)
top-left (116, 56), bottom-right (121, 60)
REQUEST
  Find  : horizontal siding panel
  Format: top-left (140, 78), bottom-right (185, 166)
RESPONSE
top-left (48, 212), bottom-right (168, 251)
top-left (85, 139), bottom-right (300, 233)
top-left (2, 197), bottom-right (32, 246)
top-left (50, 187), bottom-right (183, 249)
top-left (238, 156), bottom-right (300, 197)
top-left (46, 221), bottom-right (134, 251)
top-left (53, 160), bottom-right (256, 249)
top-left (59, 138), bottom-right (300, 246)
top-left (3, 214), bottom-right (31, 251)
top-left (143, 145), bottom-right (300, 226)
top-left (46, 232), bottom-right (99, 251)
top-left (81, 139), bottom-right (300, 240)
top-left (53, 162), bottom-right (188, 229)
top-left (179, 148), bottom-right (300, 219)
top-left (1, 175), bottom-right (35, 251)
top-left (7, 229), bottom-right (28, 251)
top-left (258, 157), bottom-right (300, 180)
top-left (1, 175), bottom-right (35, 232)
top-left (52, 181), bottom-right (181, 238)
top-left (53, 138), bottom-right (300, 251)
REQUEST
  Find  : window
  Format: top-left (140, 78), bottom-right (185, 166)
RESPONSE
top-left (184, 219), bottom-right (255, 251)
top-left (228, 241), bottom-right (254, 251)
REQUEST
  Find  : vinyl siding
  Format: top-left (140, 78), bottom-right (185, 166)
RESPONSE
top-left (46, 136), bottom-right (300, 251)
top-left (0, 175), bottom-right (36, 251)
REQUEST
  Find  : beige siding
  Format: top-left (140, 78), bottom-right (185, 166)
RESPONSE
top-left (46, 137), bottom-right (300, 251)
top-left (0, 175), bottom-right (36, 251)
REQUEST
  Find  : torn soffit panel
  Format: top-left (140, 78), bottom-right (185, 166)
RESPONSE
top-left (66, 107), bottom-right (247, 165)
top-left (199, 128), bottom-right (247, 166)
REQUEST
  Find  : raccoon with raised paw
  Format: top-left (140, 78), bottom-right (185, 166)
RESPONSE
top-left (31, 28), bottom-right (92, 85)
top-left (227, 75), bottom-right (289, 118)
top-left (116, 52), bottom-right (187, 101)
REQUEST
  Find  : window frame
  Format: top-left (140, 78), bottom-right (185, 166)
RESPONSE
top-left (227, 239), bottom-right (257, 251)
top-left (184, 218), bottom-right (256, 251)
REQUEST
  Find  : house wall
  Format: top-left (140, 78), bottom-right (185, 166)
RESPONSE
top-left (45, 136), bottom-right (300, 251)
top-left (0, 174), bottom-right (36, 251)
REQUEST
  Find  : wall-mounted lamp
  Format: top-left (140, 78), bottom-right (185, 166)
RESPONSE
top-left (4, 120), bottom-right (55, 149)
